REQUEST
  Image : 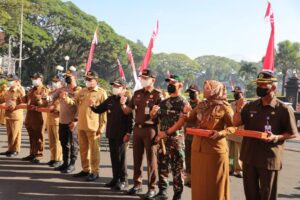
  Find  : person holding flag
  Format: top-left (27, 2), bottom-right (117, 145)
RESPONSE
top-left (120, 69), bottom-right (162, 199)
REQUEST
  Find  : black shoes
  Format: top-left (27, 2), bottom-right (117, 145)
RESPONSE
top-left (127, 185), bottom-right (143, 195)
top-left (22, 155), bottom-right (35, 161)
top-left (154, 190), bottom-right (168, 200)
top-left (144, 190), bottom-right (156, 199)
top-left (113, 181), bottom-right (128, 191)
top-left (86, 173), bottom-right (99, 181)
top-left (30, 158), bottom-right (41, 164)
top-left (172, 192), bottom-right (182, 200)
top-left (105, 179), bottom-right (118, 188)
top-left (73, 171), bottom-right (90, 177)
top-left (0, 151), bottom-right (9, 155)
top-left (6, 152), bottom-right (18, 157)
top-left (47, 160), bottom-right (55, 165)
top-left (54, 164), bottom-right (68, 171)
top-left (61, 164), bottom-right (75, 173)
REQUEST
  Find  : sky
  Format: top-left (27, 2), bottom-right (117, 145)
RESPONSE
top-left (68, 0), bottom-right (300, 62)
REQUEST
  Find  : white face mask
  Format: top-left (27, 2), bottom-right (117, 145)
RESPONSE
top-left (141, 79), bottom-right (152, 88)
top-left (112, 87), bottom-right (122, 96)
top-left (85, 81), bottom-right (92, 88)
top-left (52, 82), bottom-right (60, 89)
top-left (32, 79), bottom-right (41, 87)
top-left (8, 81), bottom-right (14, 87)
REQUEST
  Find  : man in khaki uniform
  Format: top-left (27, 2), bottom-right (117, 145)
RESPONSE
top-left (22, 72), bottom-right (48, 163)
top-left (0, 75), bottom-right (25, 157)
top-left (0, 84), bottom-right (8, 125)
top-left (45, 75), bottom-right (63, 167)
top-left (228, 86), bottom-right (243, 178)
top-left (65, 71), bottom-right (107, 181)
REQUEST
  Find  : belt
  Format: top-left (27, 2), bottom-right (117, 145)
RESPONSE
top-left (135, 124), bottom-right (156, 128)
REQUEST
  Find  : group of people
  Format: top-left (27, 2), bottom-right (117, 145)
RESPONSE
top-left (0, 68), bottom-right (298, 200)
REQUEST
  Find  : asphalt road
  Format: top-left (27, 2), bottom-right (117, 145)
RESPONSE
top-left (0, 125), bottom-right (299, 200)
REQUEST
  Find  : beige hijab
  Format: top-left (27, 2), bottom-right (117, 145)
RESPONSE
top-left (197, 80), bottom-right (228, 129)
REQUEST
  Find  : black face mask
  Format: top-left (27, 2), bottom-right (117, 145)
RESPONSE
top-left (65, 76), bottom-right (72, 84)
top-left (167, 84), bottom-right (176, 94)
top-left (189, 92), bottom-right (197, 100)
top-left (233, 93), bottom-right (241, 100)
top-left (256, 87), bottom-right (269, 97)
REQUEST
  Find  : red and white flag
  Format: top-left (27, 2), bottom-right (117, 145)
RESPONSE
top-left (85, 27), bottom-right (98, 73)
top-left (126, 44), bottom-right (141, 91)
top-left (117, 59), bottom-right (126, 80)
top-left (262, 1), bottom-right (275, 73)
top-left (139, 20), bottom-right (159, 74)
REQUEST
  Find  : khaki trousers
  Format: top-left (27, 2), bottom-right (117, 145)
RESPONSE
top-left (47, 124), bottom-right (62, 161)
top-left (78, 130), bottom-right (100, 174)
top-left (228, 140), bottom-right (243, 172)
top-left (6, 119), bottom-right (23, 152)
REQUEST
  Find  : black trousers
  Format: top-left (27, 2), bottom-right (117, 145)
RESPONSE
top-left (109, 138), bottom-right (128, 182)
top-left (243, 163), bottom-right (278, 200)
top-left (59, 123), bottom-right (79, 166)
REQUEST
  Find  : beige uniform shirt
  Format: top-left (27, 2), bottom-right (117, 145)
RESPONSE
top-left (1, 86), bottom-right (25, 120)
top-left (66, 86), bottom-right (107, 133)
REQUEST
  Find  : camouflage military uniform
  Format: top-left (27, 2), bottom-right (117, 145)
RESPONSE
top-left (157, 96), bottom-right (189, 195)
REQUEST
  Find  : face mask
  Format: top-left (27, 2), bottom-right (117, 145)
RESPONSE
top-left (141, 79), bottom-right (151, 88)
top-left (112, 87), bottom-right (121, 96)
top-left (234, 93), bottom-right (241, 100)
top-left (85, 81), bottom-right (92, 88)
top-left (65, 76), bottom-right (72, 84)
top-left (167, 84), bottom-right (176, 94)
top-left (52, 82), bottom-right (60, 89)
top-left (8, 81), bottom-right (14, 87)
top-left (32, 79), bottom-right (40, 87)
top-left (256, 87), bottom-right (269, 97)
top-left (189, 92), bottom-right (197, 100)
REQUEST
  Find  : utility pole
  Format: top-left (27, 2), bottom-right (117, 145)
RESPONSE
top-left (18, 0), bottom-right (24, 78)
top-left (8, 36), bottom-right (12, 72)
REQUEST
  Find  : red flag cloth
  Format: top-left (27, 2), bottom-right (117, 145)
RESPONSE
top-left (85, 28), bottom-right (98, 73)
top-left (126, 44), bottom-right (141, 91)
top-left (117, 59), bottom-right (126, 80)
top-left (263, 1), bottom-right (275, 73)
top-left (139, 20), bottom-right (159, 74)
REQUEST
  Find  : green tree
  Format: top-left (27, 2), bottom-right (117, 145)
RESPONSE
top-left (274, 40), bottom-right (300, 95)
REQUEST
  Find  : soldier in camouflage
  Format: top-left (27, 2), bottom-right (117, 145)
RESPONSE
top-left (150, 74), bottom-right (189, 200)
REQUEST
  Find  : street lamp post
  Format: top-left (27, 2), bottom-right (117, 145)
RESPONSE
top-left (64, 56), bottom-right (69, 72)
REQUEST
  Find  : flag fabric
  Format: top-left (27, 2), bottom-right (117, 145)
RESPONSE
top-left (262, 1), bottom-right (275, 73)
top-left (85, 27), bottom-right (98, 73)
top-left (117, 59), bottom-right (126, 80)
top-left (126, 44), bottom-right (142, 91)
top-left (139, 20), bottom-right (159, 74)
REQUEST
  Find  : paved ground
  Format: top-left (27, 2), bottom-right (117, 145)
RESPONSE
top-left (0, 125), bottom-right (299, 200)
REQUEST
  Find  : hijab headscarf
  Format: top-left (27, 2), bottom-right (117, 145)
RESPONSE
top-left (197, 80), bottom-right (228, 129)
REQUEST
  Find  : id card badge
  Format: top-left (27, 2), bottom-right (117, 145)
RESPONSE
top-left (145, 106), bottom-right (150, 115)
top-left (145, 101), bottom-right (150, 114)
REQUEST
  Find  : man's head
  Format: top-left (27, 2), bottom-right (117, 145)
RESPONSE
top-left (165, 74), bottom-right (183, 95)
top-left (254, 71), bottom-right (278, 98)
top-left (231, 86), bottom-right (243, 100)
top-left (84, 71), bottom-right (98, 89)
top-left (51, 75), bottom-right (63, 89)
top-left (139, 69), bottom-right (156, 89)
top-left (30, 73), bottom-right (43, 87)
top-left (7, 74), bottom-right (20, 87)
top-left (64, 70), bottom-right (76, 85)
top-left (186, 84), bottom-right (200, 100)
top-left (110, 78), bottom-right (127, 96)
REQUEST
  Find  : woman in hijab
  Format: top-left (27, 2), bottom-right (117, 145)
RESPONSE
top-left (186, 80), bottom-right (235, 200)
